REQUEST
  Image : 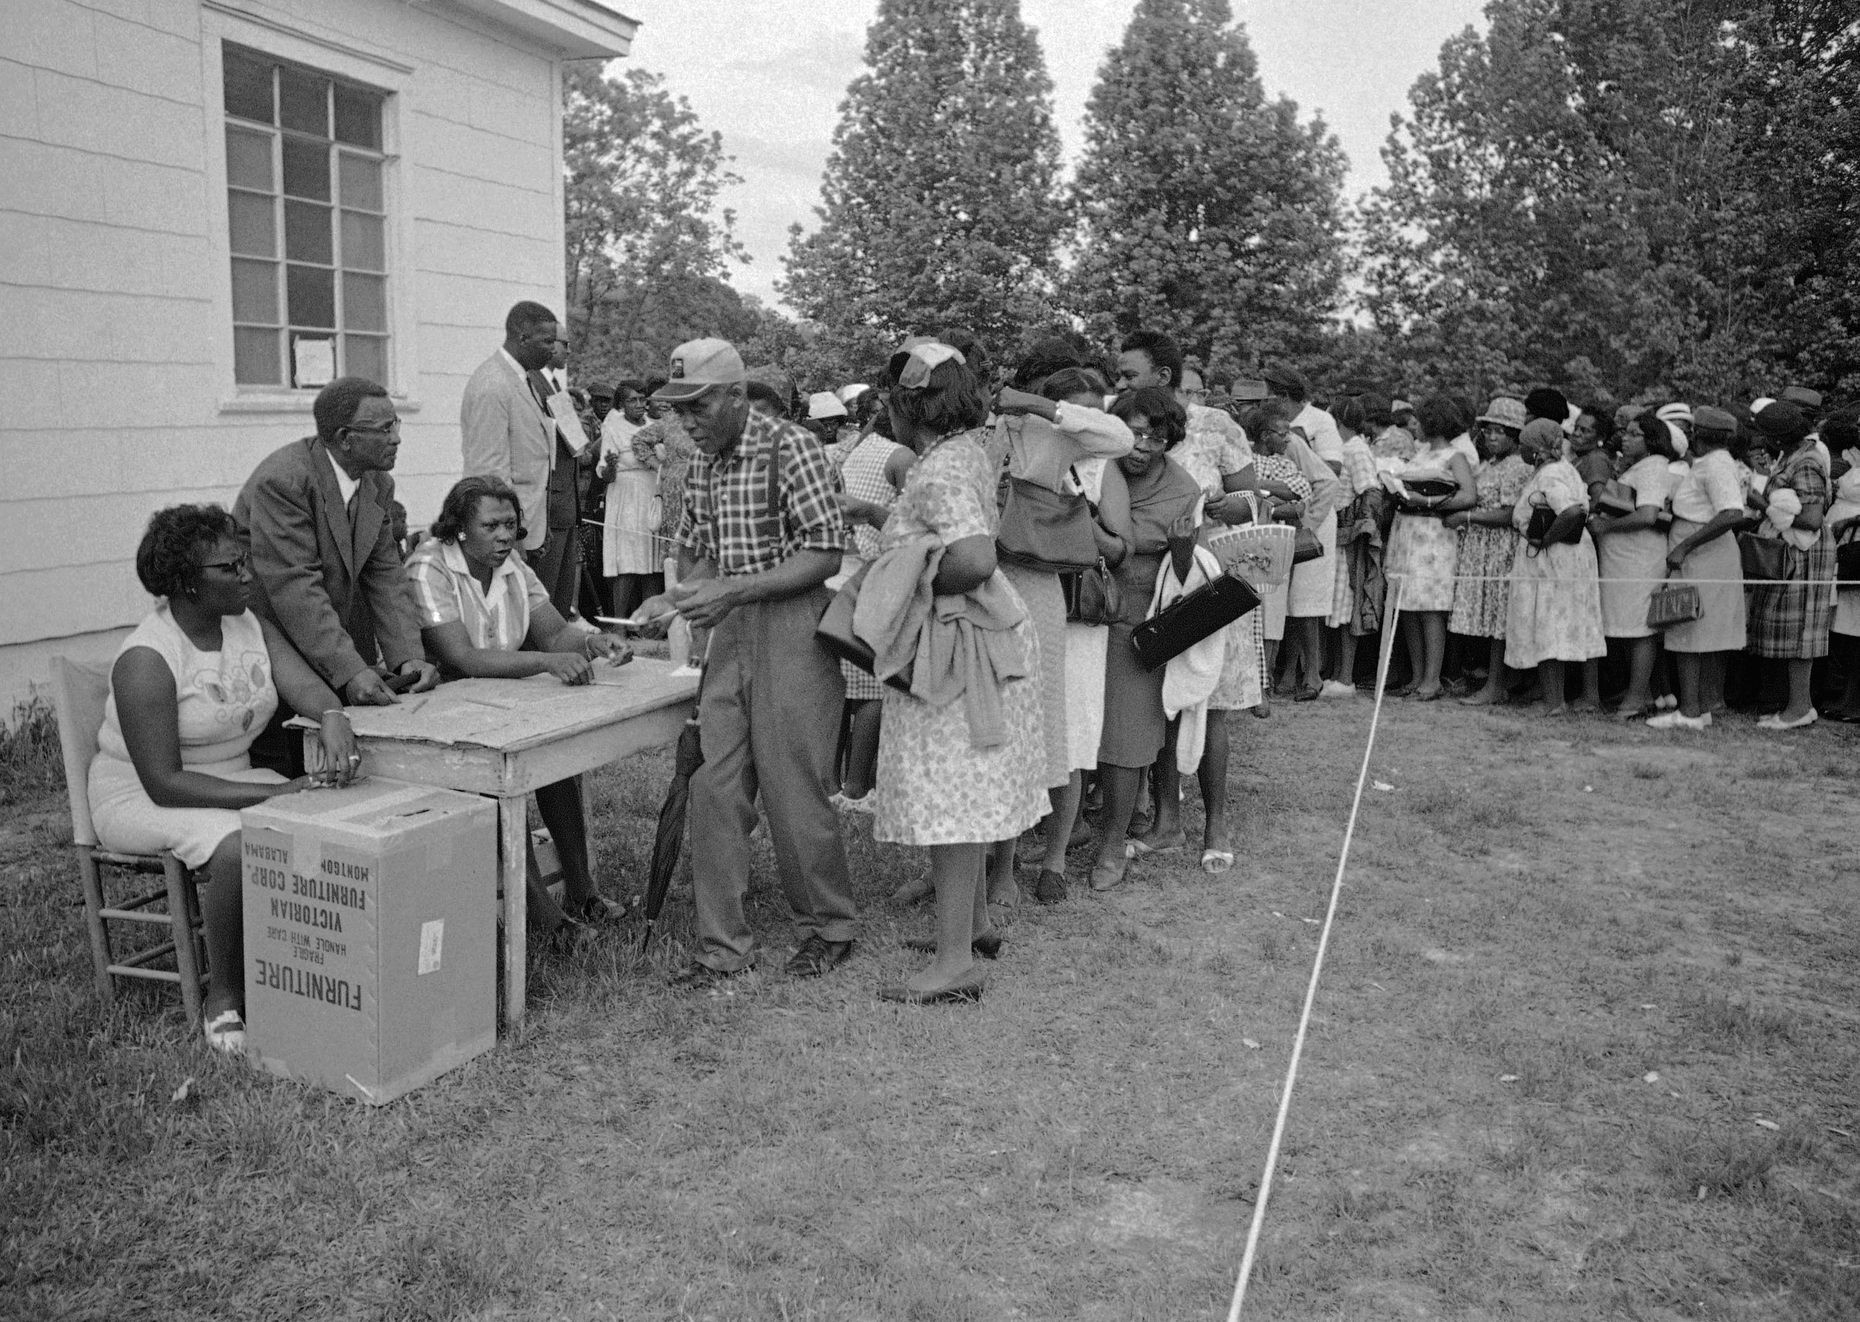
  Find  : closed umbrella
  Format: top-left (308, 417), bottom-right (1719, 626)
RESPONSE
top-left (639, 678), bottom-right (704, 952)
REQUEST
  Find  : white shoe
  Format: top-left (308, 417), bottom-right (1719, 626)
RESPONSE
top-left (1758, 709), bottom-right (1818, 731)
top-left (832, 791), bottom-right (877, 815)
top-left (204, 1009), bottom-right (246, 1055)
top-left (1647, 710), bottom-right (1711, 731)
top-left (1319, 680), bottom-right (1356, 699)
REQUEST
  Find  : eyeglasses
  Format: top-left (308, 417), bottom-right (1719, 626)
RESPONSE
top-left (200, 553), bottom-right (250, 575)
top-left (346, 418), bottom-right (402, 436)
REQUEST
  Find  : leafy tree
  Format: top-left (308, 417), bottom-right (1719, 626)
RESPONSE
top-left (563, 65), bottom-right (748, 380)
top-left (1360, 0), bottom-right (1860, 402)
top-left (1063, 0), bottom-right (1347, 373)
top-left (780, 0), bottom-right (1068, 376)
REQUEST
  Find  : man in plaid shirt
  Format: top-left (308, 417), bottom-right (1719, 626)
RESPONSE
top-left (637, 338), bottom-right (857, 986)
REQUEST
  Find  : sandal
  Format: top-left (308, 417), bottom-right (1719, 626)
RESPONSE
top-left (204, 1009), bottom-right (246, 1056)
top-left (1201, 849), bottom-right (1235, 875)
top-left (1124, 834), bottom-right (1183, 860)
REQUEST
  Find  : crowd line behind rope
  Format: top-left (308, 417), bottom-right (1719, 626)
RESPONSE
top-left (1224, 577), bottom-right (1407, 1322)
top-left (1221, 555), bottom-right (1844, 1316)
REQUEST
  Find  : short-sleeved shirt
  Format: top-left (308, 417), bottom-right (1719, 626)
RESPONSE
top-left (1512, 460), bottom-right (1588, 534)
top-left (1670, 449), bottom-right (1745, 523)
top-left (1337, 436), bottom-right (1379, 497)
top-left (406, 536), bottom-right (550, 654)
top-left (675, 410), bottom-right (845, 576)
top-left (1621, 455), bottom-right (1674, 509)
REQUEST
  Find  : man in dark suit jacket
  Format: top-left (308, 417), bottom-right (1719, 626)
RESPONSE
top-left (460, 301), bottom-right (584, 615)
top-left (234, 377), bottom-right (438, 707)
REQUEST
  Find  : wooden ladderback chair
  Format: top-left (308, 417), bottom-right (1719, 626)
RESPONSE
top-left (48, 656), bottom-right (206, 1026)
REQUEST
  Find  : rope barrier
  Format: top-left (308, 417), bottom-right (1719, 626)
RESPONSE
top-left (1224, 576), bottom-right (1406, 1322)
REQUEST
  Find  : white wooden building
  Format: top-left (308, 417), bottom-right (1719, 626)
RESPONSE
top-left (0, 0), bottom-right (636, 712)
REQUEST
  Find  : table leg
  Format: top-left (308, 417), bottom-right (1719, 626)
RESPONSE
top-left (500, 796), bottom-right (527, 1031)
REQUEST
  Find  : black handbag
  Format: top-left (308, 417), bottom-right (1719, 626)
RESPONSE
top-left (1523, 493), bottom-right (1556, 554)
top-left (1838, 529), bottom-right (1860, 583)
top-left (815, 564), bottom-right (914, 693)
top-left (995, 476), bottom-right (1099, 574)
top-left (1737, 529), bottom-right (1788, 581)
top-left (1292, 527), bottom-right (1325, 563)
top-left (1062, 559), bottom-right (1121, 626)
top-left (1130, 573), bottom-right (1261, 671)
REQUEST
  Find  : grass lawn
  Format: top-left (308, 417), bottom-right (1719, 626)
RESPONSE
top-left (3, 694), bottom-right (1857, 1320)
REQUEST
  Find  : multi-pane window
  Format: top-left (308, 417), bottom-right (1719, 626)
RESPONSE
top-left (222, 43), bottom-right (389, 389)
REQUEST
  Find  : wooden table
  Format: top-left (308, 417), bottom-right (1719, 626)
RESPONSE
top-left (336, 658), bottom-right (699, 1031)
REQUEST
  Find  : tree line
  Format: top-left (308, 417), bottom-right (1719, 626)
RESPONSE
top-left (564, 0), bottom-right (1859, 402)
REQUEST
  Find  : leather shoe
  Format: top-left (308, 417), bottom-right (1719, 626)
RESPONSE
top-left (877, 976), bottom-right (984, 1005)
top-left (669, 960), bottom-right (748, 990)
top-left (901, 931), bottom-right (1002, 959)
top-left (784, 934), bottom-right (853, 977)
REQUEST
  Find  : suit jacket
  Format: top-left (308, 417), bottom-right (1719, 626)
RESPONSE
top-left (233, 437), bottom-right (423, 691)
top-left (461, 350), bottom-right (554, 550)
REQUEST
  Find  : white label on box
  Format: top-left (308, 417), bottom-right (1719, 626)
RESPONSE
top-left (417, 919), bottom-right (444, 975)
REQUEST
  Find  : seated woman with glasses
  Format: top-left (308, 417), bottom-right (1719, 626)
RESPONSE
top-left (91, 505), bottom-right (362, 1055)
top-left (406, 476), bottom-right (633, 943)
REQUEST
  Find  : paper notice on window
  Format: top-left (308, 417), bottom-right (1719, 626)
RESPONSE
top-left (417, 919), bottom-right (443, 975)
top-left (293, 335), bottom-right (335, 388)
top-left (547, 389), bottom-right (591, 455)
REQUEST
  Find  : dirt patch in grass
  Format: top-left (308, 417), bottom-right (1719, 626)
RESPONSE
top-left (3, 698), bottom-right (1858, 1319)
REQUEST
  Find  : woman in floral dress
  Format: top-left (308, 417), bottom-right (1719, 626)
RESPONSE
top-left (1385, 395), bottom-right (1477, 699)
top-left (1446, 400), bottom-right (1529, 705)
top-left (1504, 419), bottom-right (1606, 715)
top-left (872, 343), bottom-right (1047, 1003)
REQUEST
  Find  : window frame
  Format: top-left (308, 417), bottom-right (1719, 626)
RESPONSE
top-left (202, 13), bottom-right (419, 416)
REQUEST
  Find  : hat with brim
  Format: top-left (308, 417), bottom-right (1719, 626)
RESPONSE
top-left (1229, 378), bottom-right (1269, 403)
top-left (1261, 363), bottom-right (1306, 396)
top-left (838, 383), bottom-right (872, 405)
top-left (1780, 385), bottom-right (1822, 412)
top-left (1476, 397), bottom-right (1527, 431)
top-left (652, 337), bottom-right (746, 402)
top-left (1753, 400), bottom-right (1809, 442)
top-left (806, 391), bottom-right (848, 421)
top-left (1691, 405), bottom-right (1737, 437)
top-left (1655, 402), bottom-right (1693, 426)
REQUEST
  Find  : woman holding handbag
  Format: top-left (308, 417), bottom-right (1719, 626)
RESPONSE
top-left (1385, 395), bottom-right (1478, 700)
top-left (1589, 413), bottom-right (1681, 719)
top-left (1033, 367), bottom-right (1132, 903)
top-left (1091, 387), bottom-right (1203, 893)
top-left (1649, 407), bottom-right (1747, 730)
top-left (1743, 401), bottom-right (1836, 730)
top-left (982, 349), bottom-right (1135, 913)
top-left (870, 342), bottom-right (1047, 1003)
top-left (1504, 419), bottom-right (1606, 715)
top-left (1445, 398), bottom-right (1530, 706)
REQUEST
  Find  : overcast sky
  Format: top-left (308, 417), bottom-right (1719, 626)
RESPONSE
top-left (613, 0), bottom-right (1490, 310)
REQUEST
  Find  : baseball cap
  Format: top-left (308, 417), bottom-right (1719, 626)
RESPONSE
top-left (652, 338), bottom-right (746, 402)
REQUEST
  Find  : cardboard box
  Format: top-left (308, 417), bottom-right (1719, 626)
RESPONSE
top-left (241, 779), bottom-right (498, 1105)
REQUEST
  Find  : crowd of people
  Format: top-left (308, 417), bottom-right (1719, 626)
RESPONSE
top-left (86, 301), bottom-right (1859, 1045)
